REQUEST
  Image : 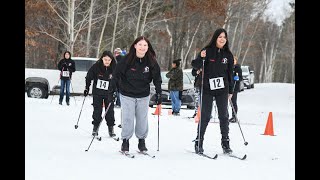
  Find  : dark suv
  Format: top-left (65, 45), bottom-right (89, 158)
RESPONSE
top-left (149, 71), bottom-right (196, 109)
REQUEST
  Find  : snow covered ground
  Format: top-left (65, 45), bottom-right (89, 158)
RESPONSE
top-left (25, 83), bottom-right (295, 180)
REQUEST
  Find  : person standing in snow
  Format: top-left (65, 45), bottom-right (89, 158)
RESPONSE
top-left (166, 59), bottom-right (183, 116)
top-left (84, 50), bottom-right (117, 137)
top-left (192, 28), bottom-right (234, 154)
top-left (110, 36), bottom-right (162, 153)
top-left (57, 51), bottom-right (76, 105)
top-left (229, 56), bottom-right (243, 123)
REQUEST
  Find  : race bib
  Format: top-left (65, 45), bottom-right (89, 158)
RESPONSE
top-left (96, 79), bottom-right (109, 90)
top-left (62, 71), bottom-right (70, 77)
top-left (209, 77), bottom-right (225, 90)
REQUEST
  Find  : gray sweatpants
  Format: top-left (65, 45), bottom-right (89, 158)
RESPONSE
top-left (120, 94), bottom-right (149, 140)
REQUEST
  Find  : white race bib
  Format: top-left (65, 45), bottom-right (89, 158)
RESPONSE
top-left (62, 71), bottom-right (70, 77)
top-left (96, 79), bottom-right (109, 90)
top-left (209, 77), bottom-right (225, 90)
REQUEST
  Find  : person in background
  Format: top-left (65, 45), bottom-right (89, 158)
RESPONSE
top-left (229, 56), bottom-right (243, 123)
top-left (57, 51), bottom-right (76, 105)
top-left (191, 28), bottom-right (234, 154)
top-left (166, 59), bottom-right (183, 116)
top-left (191, 67), bottom-right (202, 118)
top-left (110, 36), bottom-right (162, 153)
top-left (114, 47), bottom-right (123, 108)
top-left (84, 50), bottom-right (117, 137)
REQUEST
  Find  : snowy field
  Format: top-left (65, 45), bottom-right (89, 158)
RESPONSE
top-left (25, 83), bottom-right (295, 180)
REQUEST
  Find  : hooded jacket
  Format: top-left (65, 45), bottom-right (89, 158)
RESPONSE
top-left (85, 59), bottom-right (115, 96)
top-left (58, 51), bottom-right (76, 80)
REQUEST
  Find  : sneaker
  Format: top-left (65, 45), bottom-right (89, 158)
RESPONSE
top-left (108, 126), bottom-right (116, 137)
top-left (173, 112), bottom-right (180, 116)
top-left (138, 139), bottom-right (148, 151)
top-left (121, 139), bottom-right (129, 152)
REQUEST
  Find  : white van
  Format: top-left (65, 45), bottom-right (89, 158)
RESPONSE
top-left (25, 57), bottom-right (98, 98)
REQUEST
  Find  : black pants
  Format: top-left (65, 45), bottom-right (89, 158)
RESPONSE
top-left (196, 92), bottom-right (229, 139)
top-left (231, 91), bottom-right (238, 117)
top-left (92, 95), bottom-right (115, 127)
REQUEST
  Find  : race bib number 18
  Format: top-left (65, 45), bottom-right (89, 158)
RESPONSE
top-left (96, 79), bottom-right (109, 90)
top-left (209, 77), bottom-right (225, 90)
top-left (62, 71), bottom-right (70, 77)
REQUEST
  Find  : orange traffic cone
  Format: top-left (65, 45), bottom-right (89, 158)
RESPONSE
top-left (195, 109), bottom-right (201, 123)
top-left (262, 112), bottom-right (275, 136)
top-left (152, 104), bottom-right (162, 115)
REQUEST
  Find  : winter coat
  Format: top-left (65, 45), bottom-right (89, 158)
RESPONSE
top-left (111, 56), bottom-right (162, 98)
top-left (58, 58), bottom-right (76, 80)
top-left (85, 59), bottom-right (115, 96)
top-left (191, 46), bottom-right (234, 95)
top-left (166, 67), bottom-right (183, 91)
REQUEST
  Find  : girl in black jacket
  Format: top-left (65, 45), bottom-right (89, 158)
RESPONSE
top-left (84, 50), bottom-right (117, 137)
top-left (192, 28), bottom-right (234, 154)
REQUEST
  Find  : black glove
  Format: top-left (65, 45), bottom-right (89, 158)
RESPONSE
top-left (155, 93), bottom-right (162, 105)
top-left (84, 89), bottom-right (89, 97)
top-left (107, 92), bottom-right (116, 104)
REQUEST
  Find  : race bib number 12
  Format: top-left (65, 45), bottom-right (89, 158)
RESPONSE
top-left (209, 77), bottom-right (225, 90)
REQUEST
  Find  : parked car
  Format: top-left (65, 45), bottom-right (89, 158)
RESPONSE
top-left (25, 57), bottom-right (98, 98)
top-left (149, 71), bottom-right (196, 109)
top-left (241, 65), bottom-right (254, 89)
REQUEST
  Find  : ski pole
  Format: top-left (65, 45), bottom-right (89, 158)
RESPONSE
top-left (228, 99), bottom-right (248, 146)
top-left (75, 96), bottom-right (87, 129)
top-left (85, 102), bottom-right (112, 152)
top-left (157, 104), bottom-right (160, 151)
top-left (50, 78), bottom-right (60, 104)
top-left (70, 80), bottom-right (77, 105)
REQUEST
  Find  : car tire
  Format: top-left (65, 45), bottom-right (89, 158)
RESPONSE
top-left (27, 85), bottom-right (46, 98)
top-left (251, 84), bottom-right (254, 88)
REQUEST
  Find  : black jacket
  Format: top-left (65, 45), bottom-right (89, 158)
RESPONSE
top-left (85, 59), bottom-right (115, 96)
top-left (233, 64), bottom-right (243, 92)
top-left (58, 58), bottom-right (76, 80)
top-left (111, 56), bottom-right (162, 98)
top-left (192, 68), bottom-right (202, 88)
top-left (191, 47), bottom-right (234, 95)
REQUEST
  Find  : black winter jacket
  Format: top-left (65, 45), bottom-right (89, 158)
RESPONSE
top-left (58, 58), bottom-right (76, 80)
top-left (85, 60), bottom-right (115, 96)
top-left (191, 47), bottom-right (234, 95)
top-left (111, 56), bottom-right (162, 98)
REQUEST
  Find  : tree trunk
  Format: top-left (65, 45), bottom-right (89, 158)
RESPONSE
top-left (86, 0), bottom-right (95, 57)
top-left (96, 0), bottom-right (111, 58)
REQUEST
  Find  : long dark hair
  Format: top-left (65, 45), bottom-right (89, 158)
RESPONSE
top-left (126, 36), bottom-right (157, 67)
top-left (99, 50), bottom-right (116, 71)
top-left (204, 28), bottom-right (231, 54)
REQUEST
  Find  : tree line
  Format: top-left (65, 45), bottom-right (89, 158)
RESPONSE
top-left (25, 0), bottom-right (295, 83)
